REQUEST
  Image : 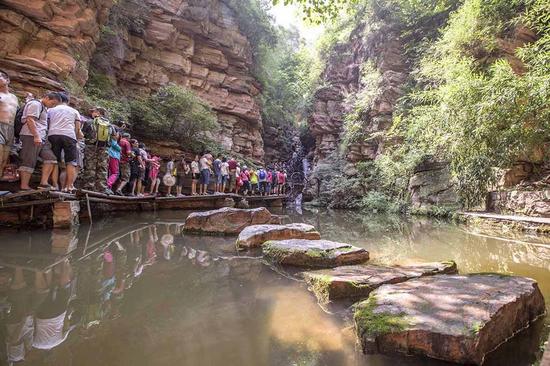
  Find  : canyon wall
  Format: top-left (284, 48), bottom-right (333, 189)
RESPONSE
top-left (0, 0), bottom-right (266, 163)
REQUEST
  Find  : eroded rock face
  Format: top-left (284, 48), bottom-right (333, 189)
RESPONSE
top-left (0, 0), bottom-right (269, 163)
top-left (354, 274), bottom-right (546, 365)
top-left (307, 22), bottom-right (408, 164)
top-left (236, 223), bottom-right (321, 250)
top-left (303, 261), bottom-right (457, 304)
top-left (408, 159), bottom-right (458, 209)
top-left (262, 239), bottom-right (369, 268)
top-left (183, 207), bottom-right (272, 235)
top-left (487, 189), bottom-right (550, 217)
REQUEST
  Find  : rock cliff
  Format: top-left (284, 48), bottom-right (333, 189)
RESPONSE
top-left (0, 0), bottom-right (265, 163)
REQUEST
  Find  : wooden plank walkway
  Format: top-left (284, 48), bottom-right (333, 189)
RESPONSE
top-left (461, 211), bottom-right (550, 224)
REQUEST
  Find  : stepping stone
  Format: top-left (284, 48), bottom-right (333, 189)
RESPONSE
top-left (354, 274), bottom-right (546, 365)
top-left (263, 239), bottom-right (369, 268)
top-left (303, 261), bottom-right (457, 304)
top-left (236, 223), bottom-right (321, 249)
top-left (183, 207), bottom-right (272, 235)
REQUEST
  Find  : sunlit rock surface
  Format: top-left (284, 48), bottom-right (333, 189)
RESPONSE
top-left (236, 223), bottom-right (321, 249)
top-left (354, 274), bottom-right (546, 365)
top-left (183, 207), bottom-right (272, 235)
top-left (263, 239), bottom-right (369, 268)
top-left (303, 261), bottom-right (457, 304)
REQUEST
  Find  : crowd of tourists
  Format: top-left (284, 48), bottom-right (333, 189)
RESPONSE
top-left (0, 70), bottom-right (288, 197)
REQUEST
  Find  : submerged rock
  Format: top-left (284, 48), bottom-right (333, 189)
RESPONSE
top-left (354, 274), bottom-right (546, 365)
top-left (236, 223), bottom-right (321, 249)
top-left (183, 207), bottom-right (272, 235)
top-left (263, 239), bottom-right (369, 268)
top-left (303, 261), bottom-right (457, 304)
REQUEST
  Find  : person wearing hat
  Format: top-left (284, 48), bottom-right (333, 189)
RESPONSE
top-left (82, 106), bottom-right (114, 193)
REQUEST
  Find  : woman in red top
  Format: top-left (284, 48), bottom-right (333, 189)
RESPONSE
top-left (240, 167), bottom-right (250, 196)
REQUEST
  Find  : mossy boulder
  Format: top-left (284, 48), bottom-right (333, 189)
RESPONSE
top-left (303, 261), bottom-right (457, 304)
top-left (354, 274), bottom-right (546, 365)
top-left (183, 207), bottom-right (272, 235)
top-left (236, 223), bottom-right (321, 249)
top-left (262, 239), bottom-right (369, 268)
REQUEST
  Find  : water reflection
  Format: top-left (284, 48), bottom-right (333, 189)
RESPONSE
top-left (0, 208), bottom-right (547, 366)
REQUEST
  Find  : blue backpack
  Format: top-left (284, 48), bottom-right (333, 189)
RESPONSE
top-left (258, 169), bottom-right (266, 180)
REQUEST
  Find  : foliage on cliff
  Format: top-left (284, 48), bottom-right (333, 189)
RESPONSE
top-left (382, 0), bottom-right (550, 207)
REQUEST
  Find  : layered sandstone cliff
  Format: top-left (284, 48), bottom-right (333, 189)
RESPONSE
top-left (0, 0), bottom-right (265, 162)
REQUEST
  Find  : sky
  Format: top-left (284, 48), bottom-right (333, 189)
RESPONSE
top-left (268, 3), bottom-right (324, 45)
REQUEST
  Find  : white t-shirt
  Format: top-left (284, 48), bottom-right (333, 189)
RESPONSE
top-left (220, 162), bottom-right (229, 176)
top-left (32, 312), bottom-right (68, 350)
top-left (0, 91), bottom-right (18, 125)
top-left (47, 104), bottom-right (81, 140)
top-left (191, 161), bottom-right (199, 174)
top-left (21, 100), bottom-right (48, 139)
top-left (199, 156), bottom-right (209, 171)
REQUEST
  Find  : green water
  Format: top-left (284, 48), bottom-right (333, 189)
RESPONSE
top-left (0, 208), bottom-right (548, 366)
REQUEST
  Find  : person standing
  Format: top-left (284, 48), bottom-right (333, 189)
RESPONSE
top-left (220, 157), bottom-right (229, 193)
top-left (240, 166), bottom-right (250, 196)
top-left (114, 132), bottom-right (132, 195)
top-left (106, 130), bottom-right (121, 193)
top-left (249, 168), bottom-right (258, 195)
top-left (19, 92), bottom-right (61, 191)
top-left (258, 167), bottom-right (267, 196)
top-left (176, 156), bottom-right (190, 197)
top-left (0, 70), bottom-right (18, 178)
top-left (82, 107), bottom-right (113, 193)
top-left (213, 154), bottom-right (222, 193)
top-left (190, 154), bottom-right (200, 196)
top-left (199, 151), bottom-right (211, 195)
top-left (46, 92), bottom-right (83, 192)
top-left (227, 157), bottom-right (237, 194)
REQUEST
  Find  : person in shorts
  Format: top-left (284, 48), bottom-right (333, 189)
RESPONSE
top-left (47, 92), bottom-right (83, 191)
top-left (0, 70), bottom-right (18, 178)
top-left (190, 154), bottom-right (200, 196)
top-left (227, 157), bottom-right (238, 193)
top-left (19, 92), bottom-right (62, 191)
top-left (199, 151), bottom-right (211, 195)
top-left (220, 156), bottom-right (229, 193)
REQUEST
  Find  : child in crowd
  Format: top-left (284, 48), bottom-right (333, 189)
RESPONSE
top-left (148, 155), bottom-right (161, 196)
top-left (190, 154), bottom-right (200, 196)
top-left (220, 157), bottom-right (229, 193)
top-left (106, 130), bottom-right (121, 194)
top-left (176, 156), bottom-right (190, 197)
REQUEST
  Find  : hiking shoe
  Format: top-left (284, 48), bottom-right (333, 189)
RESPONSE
top-left (105, 189), bottom-right (114, 195)
top-left (114, 190), bottom-right (123, 196)
top-left (37, 184), bottom-right (52, 190)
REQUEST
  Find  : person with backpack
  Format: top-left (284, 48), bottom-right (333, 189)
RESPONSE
top-left (18, 92), bottom-right (62, 191)
top-left (106, 130), bottom-right (121, 193)
top-left (0, 70), bottom-right (18, 179)
top-left (46, 92), bottom-right (83, 192)
top-left (82, 107), bottom-right (113, 194)
top-left (257, 167), bottom-right (267, 196)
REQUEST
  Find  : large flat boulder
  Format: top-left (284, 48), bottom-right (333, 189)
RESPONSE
top-left (236, 223), bottom-right (321, 249)
top-left (354, 274), bottom-right (546, 365)
top-left (263, 239), bottom-right (369, 268)
top-left (183, 207), bottom-right (272, 235)
top-left (303, 261), bottom-right (457, 304)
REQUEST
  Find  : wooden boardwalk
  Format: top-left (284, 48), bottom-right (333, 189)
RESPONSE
top-left (0, 189), bottom-right (288, 228)
top-left (461, 211), bottom-right (550, 224)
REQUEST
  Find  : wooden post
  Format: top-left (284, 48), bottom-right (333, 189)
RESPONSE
top-left (52, 201), bottom-right (80, 229)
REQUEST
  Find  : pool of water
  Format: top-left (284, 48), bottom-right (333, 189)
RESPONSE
top-left (0, 207), bottom-right (548, 366)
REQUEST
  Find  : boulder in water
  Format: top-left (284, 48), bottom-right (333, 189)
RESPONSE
top-left (303, 261), bottom-right (457, 303)
top-left (263, 239), bottom-right (369, 267)
top-left (236, 223), bottom-right (321, 249)
top-left (354, 274), bottom-right (546, 365)
top-left (183, 207), bottom-right (272, 235)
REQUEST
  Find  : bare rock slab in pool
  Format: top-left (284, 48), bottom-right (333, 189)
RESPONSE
top-left (236, 223), bottom-right (321, 249)
top-left (183, 207), bottom-right (272, 235)
top-left (354, 274), bottom-right (546, 365)
top-left (303, 261), bottom-right (457, 304)
top-left (263, 239), bottom-right (369, 268)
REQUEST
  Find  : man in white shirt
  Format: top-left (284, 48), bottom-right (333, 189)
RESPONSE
top-left (0, 70), bottom-right (18, 178)
top-left (19, 92), bottom-right (61, 191)
top-left (47, 92), bottom-right (83, 191)
top-left (199, 150), bottom-right (212, 195)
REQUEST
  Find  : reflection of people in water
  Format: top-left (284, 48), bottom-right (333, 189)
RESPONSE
top-left (5, 261), bottom-right (76, 362)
